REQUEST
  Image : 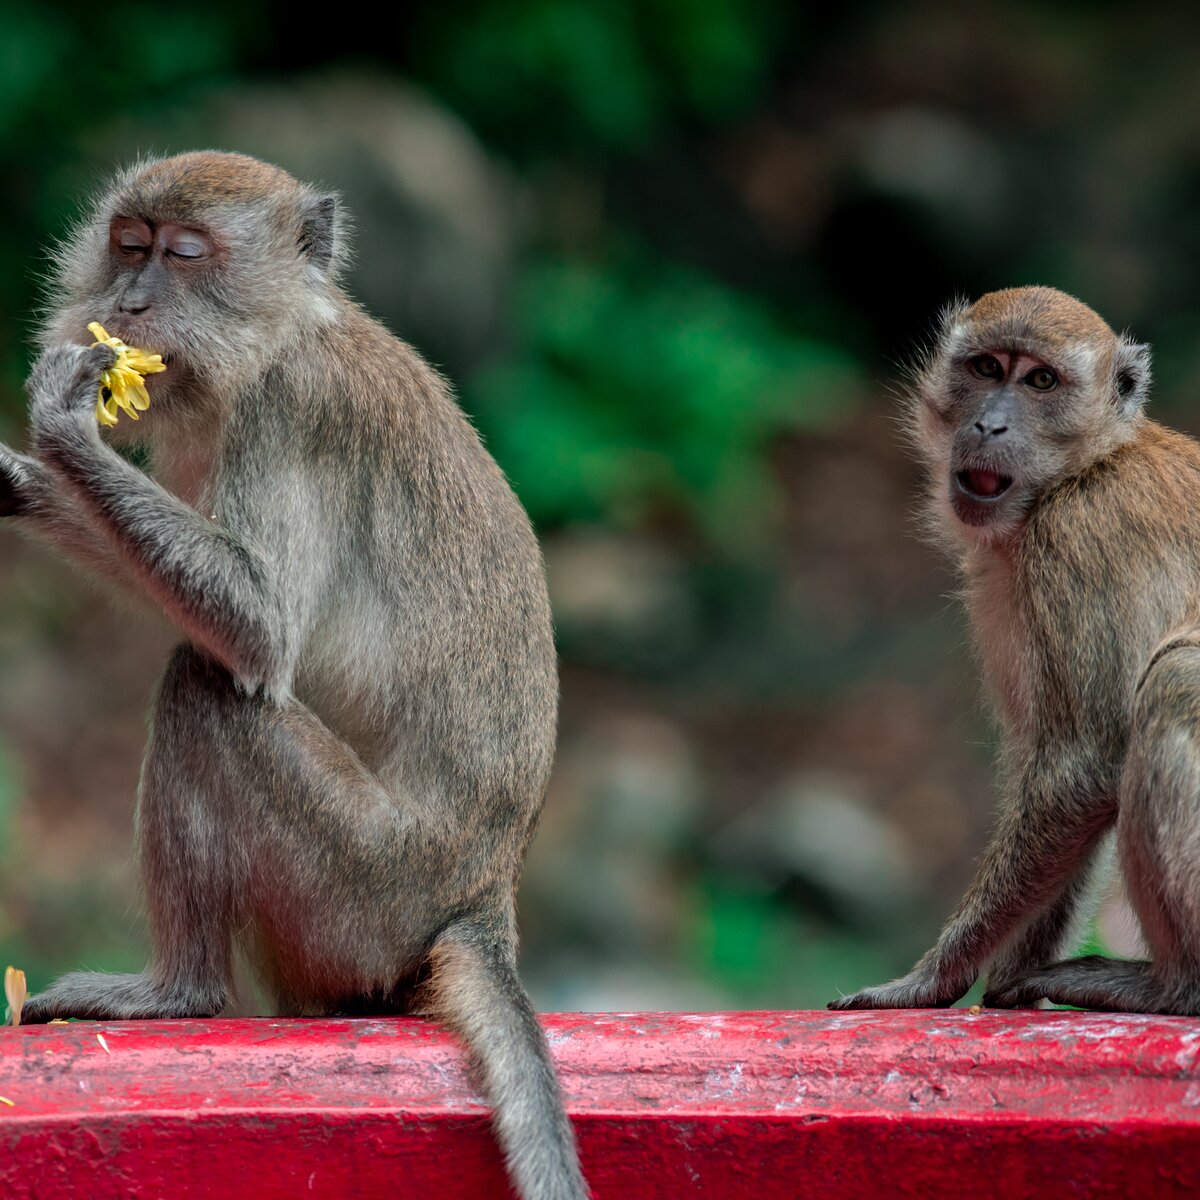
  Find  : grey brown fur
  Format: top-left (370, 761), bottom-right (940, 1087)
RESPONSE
top-left (829, 285), bottom-right (1200, 1017)
top-left (3, 152), bottom-right (587, 1199)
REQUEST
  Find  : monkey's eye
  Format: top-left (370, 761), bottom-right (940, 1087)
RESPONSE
top-left (165, 230), bottom-right (212, 261)
top-left (969, 354), bottom-right (1003, 379)
top-left (1024, 367), bottom-right (1058, 392)
top-left (113, 219), bottom-right (152, 255)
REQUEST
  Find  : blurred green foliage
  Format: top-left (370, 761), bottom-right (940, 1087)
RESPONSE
top-left (412, 0), bottom-right (786, 150)
top-left (470, 252), bottom-right (860, 545)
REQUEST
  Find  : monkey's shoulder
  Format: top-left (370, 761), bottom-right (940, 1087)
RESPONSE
top-left (235, 310), bottom-right (472, 455)
top-left (1029, 422), bottom-right (1200, 555)
top-left (217, 309), bottom-right (530, 545)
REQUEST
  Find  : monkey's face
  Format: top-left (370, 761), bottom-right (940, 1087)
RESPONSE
top-left (914, 290), bottom-right (1151, 544)
top-left (96, 208), bottom-right (299, 390)
top-left (41, 153), bottom-right (346, 416)
top-left (95, 218), bottom-right (219, 391)
top-left (942, 347), bottom-right (1073, 533)
top-left (44, 209), bottom-right (245, 412)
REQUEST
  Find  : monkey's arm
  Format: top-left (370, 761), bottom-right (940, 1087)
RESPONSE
top-left (829, 745), bottom-right (1114, 1009)
top-left (983, 833), bottom-right (1113, 987)
top-left (26, 344), bottom-right (289, 688)
top-left (0, 441), bottom-right (149, 592)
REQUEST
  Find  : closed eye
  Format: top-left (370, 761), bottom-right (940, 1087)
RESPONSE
top-left (112, 217), bottom-right (153, 256)
top-left (163, 226), bottom-right (215, 261)
top-left (166, 239), bottom-right (209, 260)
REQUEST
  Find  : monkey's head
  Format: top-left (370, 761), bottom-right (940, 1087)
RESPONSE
top-left (911, 286), bottom-right (1151, 544)
top-left (41, 151), bottom-right (348, 411)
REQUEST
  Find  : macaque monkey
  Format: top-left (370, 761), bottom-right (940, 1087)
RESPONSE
top-left (831, 285), bottom-right (1200, 1017)
top-left (1, 152), bottom-right (587, 1200)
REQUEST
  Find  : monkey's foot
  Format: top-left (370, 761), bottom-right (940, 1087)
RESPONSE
top-left (984, 955), bottom-right (1168, 1014)
top-left (828, 970), bottom-right (966, 1011)
top-left (20, 972), bottom-right (224, 1023)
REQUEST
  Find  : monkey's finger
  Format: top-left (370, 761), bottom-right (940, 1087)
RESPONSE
top-left (828, 988), bottom-right (924, 1010)
top-left (828, 975), bottom-right (965, 1010)
top-left (87, 343), bottom-right (118, 374)
top-left (827, 992), bottom-right (874, 1010)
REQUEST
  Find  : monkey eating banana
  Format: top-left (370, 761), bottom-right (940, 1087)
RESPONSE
top-left (3, 152), bottom-right (587, 1200)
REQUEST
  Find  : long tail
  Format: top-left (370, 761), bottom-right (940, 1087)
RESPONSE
top-left (425, 916), bottom-right (589, 1200)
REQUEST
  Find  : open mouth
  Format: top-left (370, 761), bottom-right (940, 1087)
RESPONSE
top-left (955, 468), bottom-right (1013, 501)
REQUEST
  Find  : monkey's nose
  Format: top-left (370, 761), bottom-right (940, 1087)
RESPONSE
top-left (120, 298), bottom-right (151, 315)
top-left (975, 420), bottom-right (1008, 439)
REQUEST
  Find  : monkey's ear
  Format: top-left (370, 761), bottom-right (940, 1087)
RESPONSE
top-left (298, 194), bottom-right (341, 275)
top-left (1114, 335), bottom-right (1152, 418)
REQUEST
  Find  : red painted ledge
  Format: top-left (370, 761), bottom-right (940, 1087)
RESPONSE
top-left (2, 1009), bottom-right (1200, 1198)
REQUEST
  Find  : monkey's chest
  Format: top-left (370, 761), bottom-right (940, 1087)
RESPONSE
top-left (967, 565), bottom-right (1037, 736)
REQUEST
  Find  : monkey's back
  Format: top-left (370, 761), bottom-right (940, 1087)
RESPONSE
top-left (1012, 420), bottom-right (1200, 757)
top-left (240, 303), bottom-right (558, 866)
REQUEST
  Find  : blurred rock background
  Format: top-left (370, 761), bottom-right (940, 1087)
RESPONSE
top-left (0, 0), bottom-right (1175, 1010)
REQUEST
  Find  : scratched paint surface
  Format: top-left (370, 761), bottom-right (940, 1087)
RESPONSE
top-left (2, 1010), bottom-right (1200, 1198)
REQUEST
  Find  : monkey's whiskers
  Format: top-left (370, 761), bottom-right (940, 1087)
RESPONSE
top-left (87, 322), bottom-right (166, 428)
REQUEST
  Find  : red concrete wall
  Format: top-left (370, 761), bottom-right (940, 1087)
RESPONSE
top-left (2, 1009), bottom-right (1199, 1198)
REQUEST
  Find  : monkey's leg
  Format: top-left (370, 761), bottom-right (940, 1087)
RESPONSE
top-left (23, 642), bottom-right (444, 1024)
top-left (27, 647), bottom-right (587, 1198)
top-left (989, 644), bottom-right (1200, 1015)
top-left (983, 956), bottom-right (1161, 1012)
top-left (984, 836), bottom-right (1113, 989)
top-left (829, 750), bottom-right (1114, 1010)
top-left (22, 648), bottom-right (240, 1023)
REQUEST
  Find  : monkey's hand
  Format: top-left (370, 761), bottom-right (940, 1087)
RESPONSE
top-left (0, 444), bottom-right (40, 517)
top-left (27, 343), bottom-right (117, 447)
top-left (828, 964), bottom-right (971, 1010)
